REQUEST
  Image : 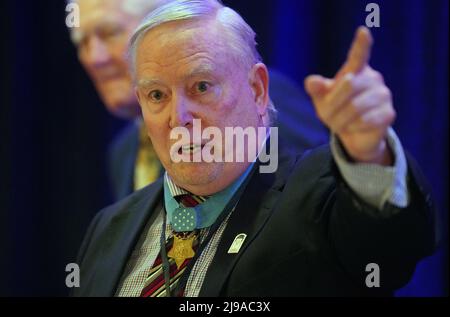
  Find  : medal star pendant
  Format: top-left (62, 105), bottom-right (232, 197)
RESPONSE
top-left (168, 234), bottom-right (196, 269)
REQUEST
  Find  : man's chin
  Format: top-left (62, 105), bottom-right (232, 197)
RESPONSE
top-left (168, 162), bottom-right (221, 189)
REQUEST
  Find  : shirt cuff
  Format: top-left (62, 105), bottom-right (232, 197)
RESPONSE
top-left (330, 127), bottom-right (409, 211)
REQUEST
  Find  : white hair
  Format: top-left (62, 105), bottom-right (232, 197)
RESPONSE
top-left (121, 0), bottom-right (171, 16)
top-left (66, 0), bottom-right (168, 16)
top-left (128, 0), bottom-right (262, 76)
top-left (67, 0), bottom-right (173, 44)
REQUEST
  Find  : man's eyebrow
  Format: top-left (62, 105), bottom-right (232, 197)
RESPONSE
top-left (137, 64), bottom-right (217, 88)
top-left (137, 78), bottom-right (164, 88)
top-left (185, 64), bottom-right (216, 79)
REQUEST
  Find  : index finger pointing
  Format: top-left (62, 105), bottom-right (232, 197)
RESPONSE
top-left (338, 26), bottom-right (373, 77)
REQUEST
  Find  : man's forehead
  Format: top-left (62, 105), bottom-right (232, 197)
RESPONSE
top-left (78, 0), bottom-right (137, 31)
top-left (78, 0), bottom-right (121, 19)
top-left (73, 0), bottom-right (141, 44)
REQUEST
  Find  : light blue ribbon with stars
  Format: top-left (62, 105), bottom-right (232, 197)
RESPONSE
top-left (164, 163), bottom-right (255, 232)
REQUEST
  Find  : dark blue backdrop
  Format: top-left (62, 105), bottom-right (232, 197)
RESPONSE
top-left (0, 0), bottom-right (447, 296)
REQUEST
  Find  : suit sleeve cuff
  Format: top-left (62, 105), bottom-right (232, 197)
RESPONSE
top-left (330, 127), bottom-right (409, 211)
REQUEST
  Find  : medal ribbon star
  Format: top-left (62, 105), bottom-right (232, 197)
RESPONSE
top-left (167, 233), bottom-right (197, 269)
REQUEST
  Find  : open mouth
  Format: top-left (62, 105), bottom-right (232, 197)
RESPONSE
top-left (178, 143), bottom-right (204, 155)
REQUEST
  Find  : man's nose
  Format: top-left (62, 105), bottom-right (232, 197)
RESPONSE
top-left (85, 36), bottom-right (110, 67)
top-left (169, 93), bottom-right (195, 129)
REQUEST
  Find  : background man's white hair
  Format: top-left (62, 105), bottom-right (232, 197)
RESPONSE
top-left (67, 0), bottom-right (173, 44)
top-left (122, 0), bottom-right (171, 16)
top-left (128, 0), bottom-right (277, 123)
top-left (67, 0), bottom-right (168, 16)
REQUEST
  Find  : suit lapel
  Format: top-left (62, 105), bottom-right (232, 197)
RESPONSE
top-left (199, 147), bottom-right (297, 296)
top-left (95, 178), bottom-right (163, 296)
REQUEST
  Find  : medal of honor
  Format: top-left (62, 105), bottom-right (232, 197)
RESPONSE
top-left (168, 232), bottom-right (197, 269)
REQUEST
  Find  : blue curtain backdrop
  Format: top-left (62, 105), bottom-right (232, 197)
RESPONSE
top-left (0, 0), bottom-right (447, 296)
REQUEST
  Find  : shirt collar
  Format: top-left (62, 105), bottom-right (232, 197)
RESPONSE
top-left (165, 173), bottom-right (191, 197)
top-left (163, 131), bottom-right (269, 229)
top-left (163, 160), bottom-right (255, 230)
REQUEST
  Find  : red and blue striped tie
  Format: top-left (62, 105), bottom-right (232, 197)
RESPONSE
top-left (140, 194), bottom-right (203, 297)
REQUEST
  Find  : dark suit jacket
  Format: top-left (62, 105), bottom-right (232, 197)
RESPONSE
top-left (108, 69), bottom-right (328, 200)
top-left (74, 144), bottom-right (437, 297)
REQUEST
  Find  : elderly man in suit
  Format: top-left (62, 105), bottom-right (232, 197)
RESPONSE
top-left (73, 0), bottom-right (436, 297)
top-left (69, 0), bottom-right (327, 200)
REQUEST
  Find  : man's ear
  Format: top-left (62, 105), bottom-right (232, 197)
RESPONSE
top-left (249, 63), bottom-right (270, 117)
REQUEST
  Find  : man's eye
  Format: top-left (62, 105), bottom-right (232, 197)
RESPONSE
top-left (148, 90), bottom-right (164, 102)
top-left (99, 27), bottom-right (124, 40)
top-left (196, 81), bottom-right (210, 93)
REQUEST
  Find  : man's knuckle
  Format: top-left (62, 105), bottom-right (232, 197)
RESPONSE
top-left (361, 113), bottom-right (372, 125)
top-left (342, 78), bottom-right (355, 95)
top-left (371, 70), bottom-right (383, 83)
top-left (345, 101), bottom-right (356, 114)
top-left (377, 86), bottom-right (391, 100)
top-left (387, 107), bottom-right (397, 123)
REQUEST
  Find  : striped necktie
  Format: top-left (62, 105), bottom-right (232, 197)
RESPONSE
top-left (140, 194), bottom-right (205, 297)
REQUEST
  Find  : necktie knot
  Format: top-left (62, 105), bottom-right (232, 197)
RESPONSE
top-left (176, 193), bottom-right (205, 207)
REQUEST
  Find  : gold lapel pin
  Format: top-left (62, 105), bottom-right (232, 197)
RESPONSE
top-left (227, 233), bottom-right (247, 254)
